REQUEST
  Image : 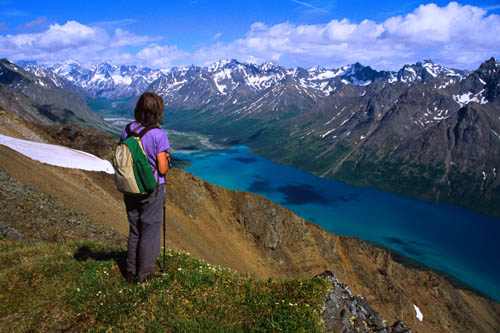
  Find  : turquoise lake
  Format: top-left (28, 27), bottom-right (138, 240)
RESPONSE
top-left (176, 145), bottom-right (500, 302)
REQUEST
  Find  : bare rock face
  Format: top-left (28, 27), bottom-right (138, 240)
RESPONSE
top-left (319, 271), bottom-right (411, 333)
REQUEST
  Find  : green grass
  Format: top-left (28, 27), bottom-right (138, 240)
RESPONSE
top-left (0, 241), bottom-right (329, 332)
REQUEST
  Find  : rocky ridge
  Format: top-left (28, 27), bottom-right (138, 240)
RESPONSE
top-left (20, 58), bottom-right (467, 101)
top-left (23, 60), bottom-right (163, 99)
top-left (0, 59), bottom-right (109, 130)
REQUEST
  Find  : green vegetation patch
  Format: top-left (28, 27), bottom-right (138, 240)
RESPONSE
top-left (0, 241), bottom-right (329, 332)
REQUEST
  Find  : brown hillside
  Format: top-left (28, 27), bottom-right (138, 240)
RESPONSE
top-left (0, 109), bottom-right (499, 332)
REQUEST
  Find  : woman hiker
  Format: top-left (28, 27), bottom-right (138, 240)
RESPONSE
top-left (120, 92), bottom-right (170, 283)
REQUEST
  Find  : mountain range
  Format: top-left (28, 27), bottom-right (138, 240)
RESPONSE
top-left (18, 58), bottom-right (469, 100)
top-left (10, 57), bottom-right (500, 217)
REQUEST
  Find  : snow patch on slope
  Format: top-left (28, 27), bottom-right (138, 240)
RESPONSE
top-left (453, 91), bottom-right (488, 107)
top-left (413, 304), bottom-right (423, 321)
top-left (0, 134), bottom-right (114, 174)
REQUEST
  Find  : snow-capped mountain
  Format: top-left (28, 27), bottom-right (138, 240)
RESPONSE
top-left (396, 60), bottom-right (468, 83)
top-left (43, 61), bottom-right (163, 99)
top-left (138, 59), bottom-right (474, 123)
top-left (22, 62), bottom-right (87, 97)
top-left (21, 58), bottom-right (469, 102)
top-left (48, 60), bottom-right (89, 83)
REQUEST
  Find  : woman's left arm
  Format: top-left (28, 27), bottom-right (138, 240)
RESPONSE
top-left (157, 152), bottom-right (169, 174)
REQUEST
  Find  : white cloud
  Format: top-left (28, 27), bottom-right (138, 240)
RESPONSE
top-left (382, 3), bottom-right (492, 45)
top-left (111, 28), bottom-right (159, 47)
top-left (194, 2), bottom-right (500, 69)
top-left (0, 2), bottom-right (499, 70)
top-left (0, 20), bottom-right (161, 67)
top-left (136, 44), bottom-right (188, 68)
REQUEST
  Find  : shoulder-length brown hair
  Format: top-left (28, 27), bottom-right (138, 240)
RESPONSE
top-left (134, 92), bottom-right (164, 126)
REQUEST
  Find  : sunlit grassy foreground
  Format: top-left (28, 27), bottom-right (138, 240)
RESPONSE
top-left (0, 241), bottom-right (328, 331)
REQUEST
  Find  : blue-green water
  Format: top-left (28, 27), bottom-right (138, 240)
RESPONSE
top-left (176, 146), bottom-right (500, 302)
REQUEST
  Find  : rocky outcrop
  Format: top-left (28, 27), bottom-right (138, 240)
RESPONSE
top-left (319, 271), bottom-right (411, 333)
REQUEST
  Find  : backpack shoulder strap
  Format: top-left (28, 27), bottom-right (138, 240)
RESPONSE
top-left (125, 123), bottom-right (137, 137)
top-left (137, 125), bottom-right (159, 138)
top-left (125, 123), bottom-right (158, 138)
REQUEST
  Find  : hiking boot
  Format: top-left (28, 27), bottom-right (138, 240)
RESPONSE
top-left (137, 273), bottom-right (161, 283)
top-left (126, 271), bottom-right (137, 283)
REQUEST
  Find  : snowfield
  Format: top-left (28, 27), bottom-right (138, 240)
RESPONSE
top-left (0, 134), bottom-right (114, 174)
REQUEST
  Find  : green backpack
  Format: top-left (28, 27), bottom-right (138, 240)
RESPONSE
top-left (112, 123), bottom-right (159, 194)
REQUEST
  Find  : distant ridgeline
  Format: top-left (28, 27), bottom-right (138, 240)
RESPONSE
top-left (11, 57), bottom-right (500, 217)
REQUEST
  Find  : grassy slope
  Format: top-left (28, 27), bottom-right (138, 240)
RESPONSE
top-left (0, 241), bottom-right (328, 332)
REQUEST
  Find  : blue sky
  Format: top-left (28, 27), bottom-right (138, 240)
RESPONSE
top-left (1, 1), bottom-right (500, 70)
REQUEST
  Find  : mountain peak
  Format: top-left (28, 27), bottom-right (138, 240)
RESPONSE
top-left (14, 59), bottom-right (38, 67)
top-left (478, 57), bottom-right (499, 71)
top-left (261, 61), bottom-right (280, 71)
top-left (418, 59), bottom-right (435, 66)
top-left (63, 59), bottom-right (81, 66)
top-left (0, 58), bottom-right (15, 65)
top-left (208, 59), bottom-right (232, 71)
top-left (345, 62), bottom-right (366, 74)
top-left (92, 61), bottom-right (116, 71)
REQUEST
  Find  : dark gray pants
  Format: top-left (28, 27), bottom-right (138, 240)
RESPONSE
top-left (124, 184), bottom-right (165, 279)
